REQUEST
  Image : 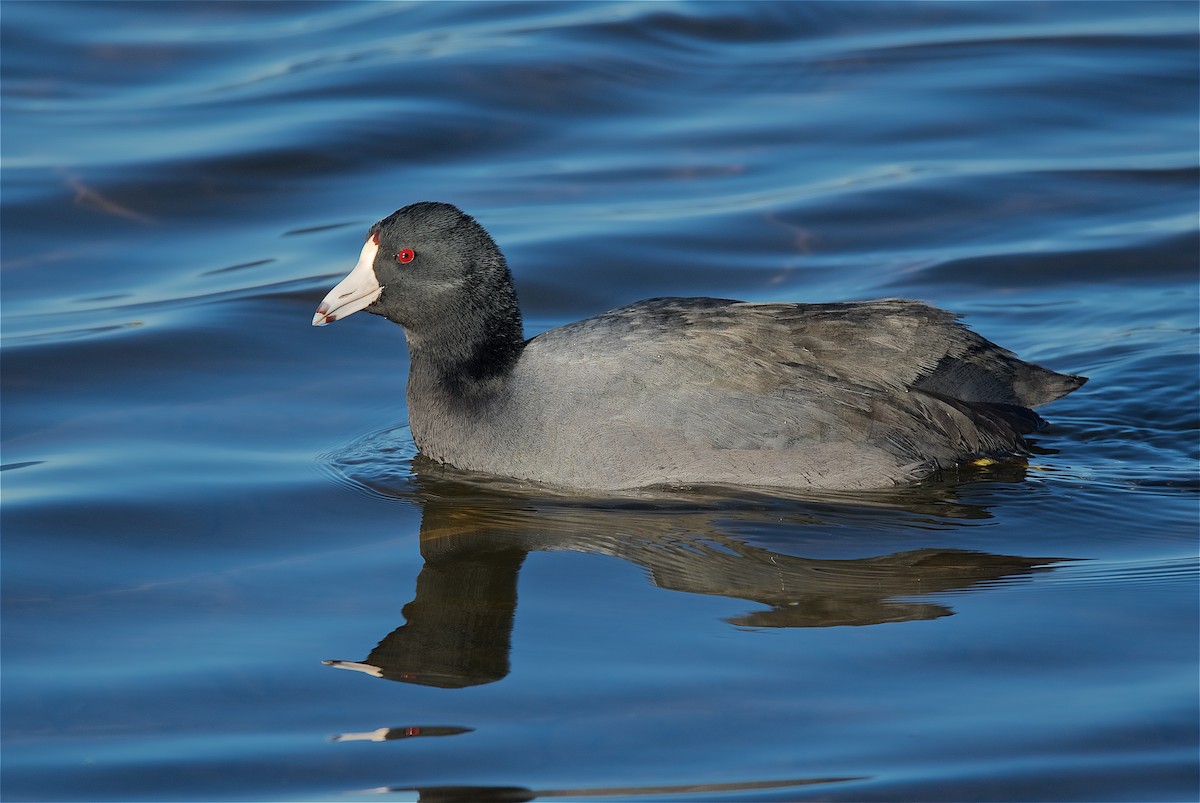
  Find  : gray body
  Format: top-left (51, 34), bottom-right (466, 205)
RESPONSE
top-left (406, 296), bottom-right (1082, 491)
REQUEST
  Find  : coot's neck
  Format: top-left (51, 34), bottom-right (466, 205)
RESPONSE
top-left (403, 281), bottom-right (526, 401)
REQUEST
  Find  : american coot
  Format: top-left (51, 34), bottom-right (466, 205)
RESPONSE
top-left (313, 202), bottom-right (1086, 491)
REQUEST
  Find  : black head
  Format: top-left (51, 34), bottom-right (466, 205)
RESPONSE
top-left (313, 202), bottom-right (519, 333)
top-left (313, 203), bottom-right (525, 381)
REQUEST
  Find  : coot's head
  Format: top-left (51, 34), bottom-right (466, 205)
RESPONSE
top-left (312, 202), bottom-right (514, 332)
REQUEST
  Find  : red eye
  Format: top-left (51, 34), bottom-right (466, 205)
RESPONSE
top-left (397, 248), bottom-right (415, 264)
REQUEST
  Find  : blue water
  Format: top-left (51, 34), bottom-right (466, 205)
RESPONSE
top-left (2, 2), bottom-right (1197, 801)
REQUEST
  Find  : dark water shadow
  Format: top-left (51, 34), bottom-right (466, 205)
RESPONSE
top-left (323, 442), bottom-right (1066, 690)
top-left (367, 774), bottom-right (864, 802)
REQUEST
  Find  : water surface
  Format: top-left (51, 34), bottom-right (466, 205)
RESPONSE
top-left (2, 2), bottom-right (1197, 801)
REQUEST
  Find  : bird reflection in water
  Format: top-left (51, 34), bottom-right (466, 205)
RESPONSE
top-left (324, 453), bottom-right (1066, 689)
top-left (331, 725), bottom-right (472, 742)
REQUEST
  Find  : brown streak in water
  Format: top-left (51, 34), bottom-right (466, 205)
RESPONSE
top-left (67, 175), bottom-right (155, 225)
